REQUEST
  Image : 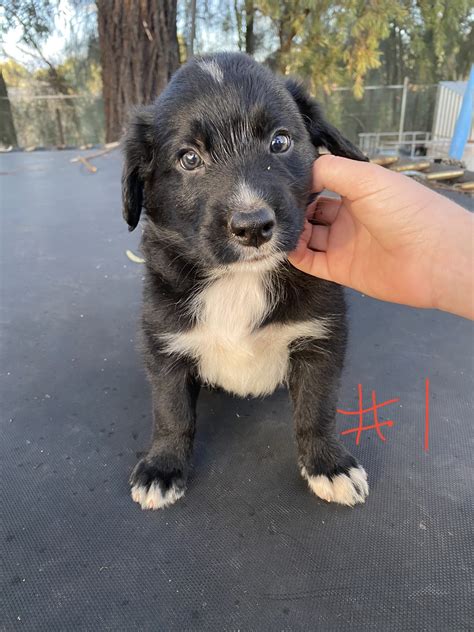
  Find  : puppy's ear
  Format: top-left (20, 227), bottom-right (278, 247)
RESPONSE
top-left (286, 79), bottom-right (368, 162)
top-left (121, 106), bottom-right (155, 231)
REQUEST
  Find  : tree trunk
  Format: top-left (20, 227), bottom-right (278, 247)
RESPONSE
top-left (186, 0), bottom-right (197, 59)
top-left (97, 0), bottom-right (180, 143)
top-left (0, 71), bottom-right (18, 147)
top-left (245, 0), bottom-right (255, 55)
top-left (234, 0), bottom-right (244, 51)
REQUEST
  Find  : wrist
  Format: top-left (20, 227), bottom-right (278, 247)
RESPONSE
top-left (431, 203), bottom-right (474, 320)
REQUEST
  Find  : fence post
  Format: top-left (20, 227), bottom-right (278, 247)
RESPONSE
top-left (449, 65), bottom-right (474, 160)
top-left (398, 76), bottom-right (409, 149)
top-left (55, 108), bottom-right (65, 147)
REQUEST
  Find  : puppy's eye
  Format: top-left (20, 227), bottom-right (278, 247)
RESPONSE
top-left (270, 132), bottom-right (291, 154)
top-left (179, 150), bottom-right (203, 171)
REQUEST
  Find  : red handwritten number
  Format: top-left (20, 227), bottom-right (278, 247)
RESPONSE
top-left (338, 384), bottom-right (399, 445)
top-left (424, 378), bottom-right (430, 451)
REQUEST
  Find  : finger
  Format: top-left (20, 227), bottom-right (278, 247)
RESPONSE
top-left (305, 198), bottom-right (318, 219)
top-left (309, 196), bottom-right (342, 226)
top-left (288, 245), bottom-right (332, 282)
top-left (295, 218), bottom-right (313, 248)
top-left (288, 221), bottom-right (332, 281)
top-left (312, 154), bottom-right (394, 201)
top-left (308, 225), bottom-right (329, 251)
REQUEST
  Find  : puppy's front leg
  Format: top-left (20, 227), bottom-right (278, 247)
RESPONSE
top-left (130, 360), bottom-right (200, 510)
top-left (288, 349), bottom-right (368, 506)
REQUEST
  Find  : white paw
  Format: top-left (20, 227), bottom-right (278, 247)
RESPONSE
top-left (301, 465), bottom-right (369, 506)
top-left (131, 482), bottom-right (185, 510)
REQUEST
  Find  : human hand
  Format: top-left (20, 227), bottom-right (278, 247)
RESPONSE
top-left (289, 155), bottom-right (474, 319)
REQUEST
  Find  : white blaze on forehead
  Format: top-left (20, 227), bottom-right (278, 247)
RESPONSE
top-left (197, 60), bottom-right (224, 84)
top-left (232, 181), bottom-right (267, 210)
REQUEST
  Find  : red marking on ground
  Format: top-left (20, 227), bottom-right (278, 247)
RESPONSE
top-left (424, 378), bottom-right (430, 451)
top-left (338, 383), bottom-right (399, 445)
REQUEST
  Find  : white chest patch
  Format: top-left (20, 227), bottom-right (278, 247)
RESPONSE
top-left (160, 269), bottom-right (329, 397)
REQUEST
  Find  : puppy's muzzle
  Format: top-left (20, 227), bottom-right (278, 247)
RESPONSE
top-left (230, 207), bottom-right (275, 248)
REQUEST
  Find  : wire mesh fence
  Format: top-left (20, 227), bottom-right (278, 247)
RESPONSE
top-left (2, 92), bottom-right (105, 148)
top-left (2, 82), bottom-right (438, 150)
top-left (318, 83), bottom-right (438, 146)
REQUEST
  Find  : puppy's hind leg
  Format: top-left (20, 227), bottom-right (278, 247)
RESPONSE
top-left (130, 360), bottom-right (200, 510)
top-left (288, 347), bottom-right (368, 507)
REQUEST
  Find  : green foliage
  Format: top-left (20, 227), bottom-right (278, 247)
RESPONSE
top-left (1, 0), bottom-right (103, 147)
top-left (2, 0), bottom-right (471, 146)
top-left (0, 0), bottom-right (55, 47)
top-left (255, 0), bottom-right (405, 97)
top-left (0, 58), bottom-right (32, 87)
top-left (379, 0), bottom-right (474, 84)
top-left (192, 0), bottom-right (473, 94)
top-left (1, 0), bottom-right (100, 92)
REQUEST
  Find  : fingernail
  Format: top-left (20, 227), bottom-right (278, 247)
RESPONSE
top-left (306, 191), bottom-right (322, 206)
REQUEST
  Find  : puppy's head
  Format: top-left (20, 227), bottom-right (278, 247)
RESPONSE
top-left (122, 53), bottom-right (366, 271)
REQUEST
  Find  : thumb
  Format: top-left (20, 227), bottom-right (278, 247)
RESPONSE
top-left (313, 154), bottom-right (396, 201)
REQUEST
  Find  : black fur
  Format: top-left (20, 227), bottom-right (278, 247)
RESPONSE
top-left (122, 53), bottom-right (368, 508)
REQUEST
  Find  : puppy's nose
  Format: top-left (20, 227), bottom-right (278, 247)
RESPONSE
top-left (230, 208), bottom-right (275, 248)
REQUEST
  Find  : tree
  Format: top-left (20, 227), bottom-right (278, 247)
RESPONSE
top-left (234, 0), bottom-right (256, 54)
top-left (185, 0), bottom-right (197, 59)
top-left (255, 0), bottom-right (404, 97)
top-left (244, 0), bottom-right (255, 55)
top-left (1, 0), bottom-right (91, 145)
top-left (224, 0), bottom-right (471, 95)
top-left (97, 0), bottom-right (180, 142)
top-left (0, 70), bottom-right (18, 146)
top-left (375, 0), bottom-right (474, 85)
top-left (1, 0), bottom-right (72, 94)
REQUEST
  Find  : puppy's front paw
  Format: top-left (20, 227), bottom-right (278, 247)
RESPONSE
top-left (301, 458), bottom-right (368, 507)
top-left (130, 455), bottom-right (186, 510)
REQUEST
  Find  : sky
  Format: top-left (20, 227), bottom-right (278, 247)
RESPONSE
top-left (0, 1), bottom-right (257, 68)
top-left (1, 2), bottom-right (83, 66)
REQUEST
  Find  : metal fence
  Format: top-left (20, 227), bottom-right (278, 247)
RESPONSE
top-left (358, 131), bottom-right (453, 159)
top-left (2, 93), bottom-right (105, 148)
top-left (318, 82), bottom-right (438, 147)
top-left (2, 82), bottom-right (439, 150)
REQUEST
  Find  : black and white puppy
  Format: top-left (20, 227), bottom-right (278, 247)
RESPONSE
top-left (122, 52), bottom-right (369, 510)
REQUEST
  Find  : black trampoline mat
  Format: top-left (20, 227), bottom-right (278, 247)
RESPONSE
top-left (1, 150), bottom-right (473, 631)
